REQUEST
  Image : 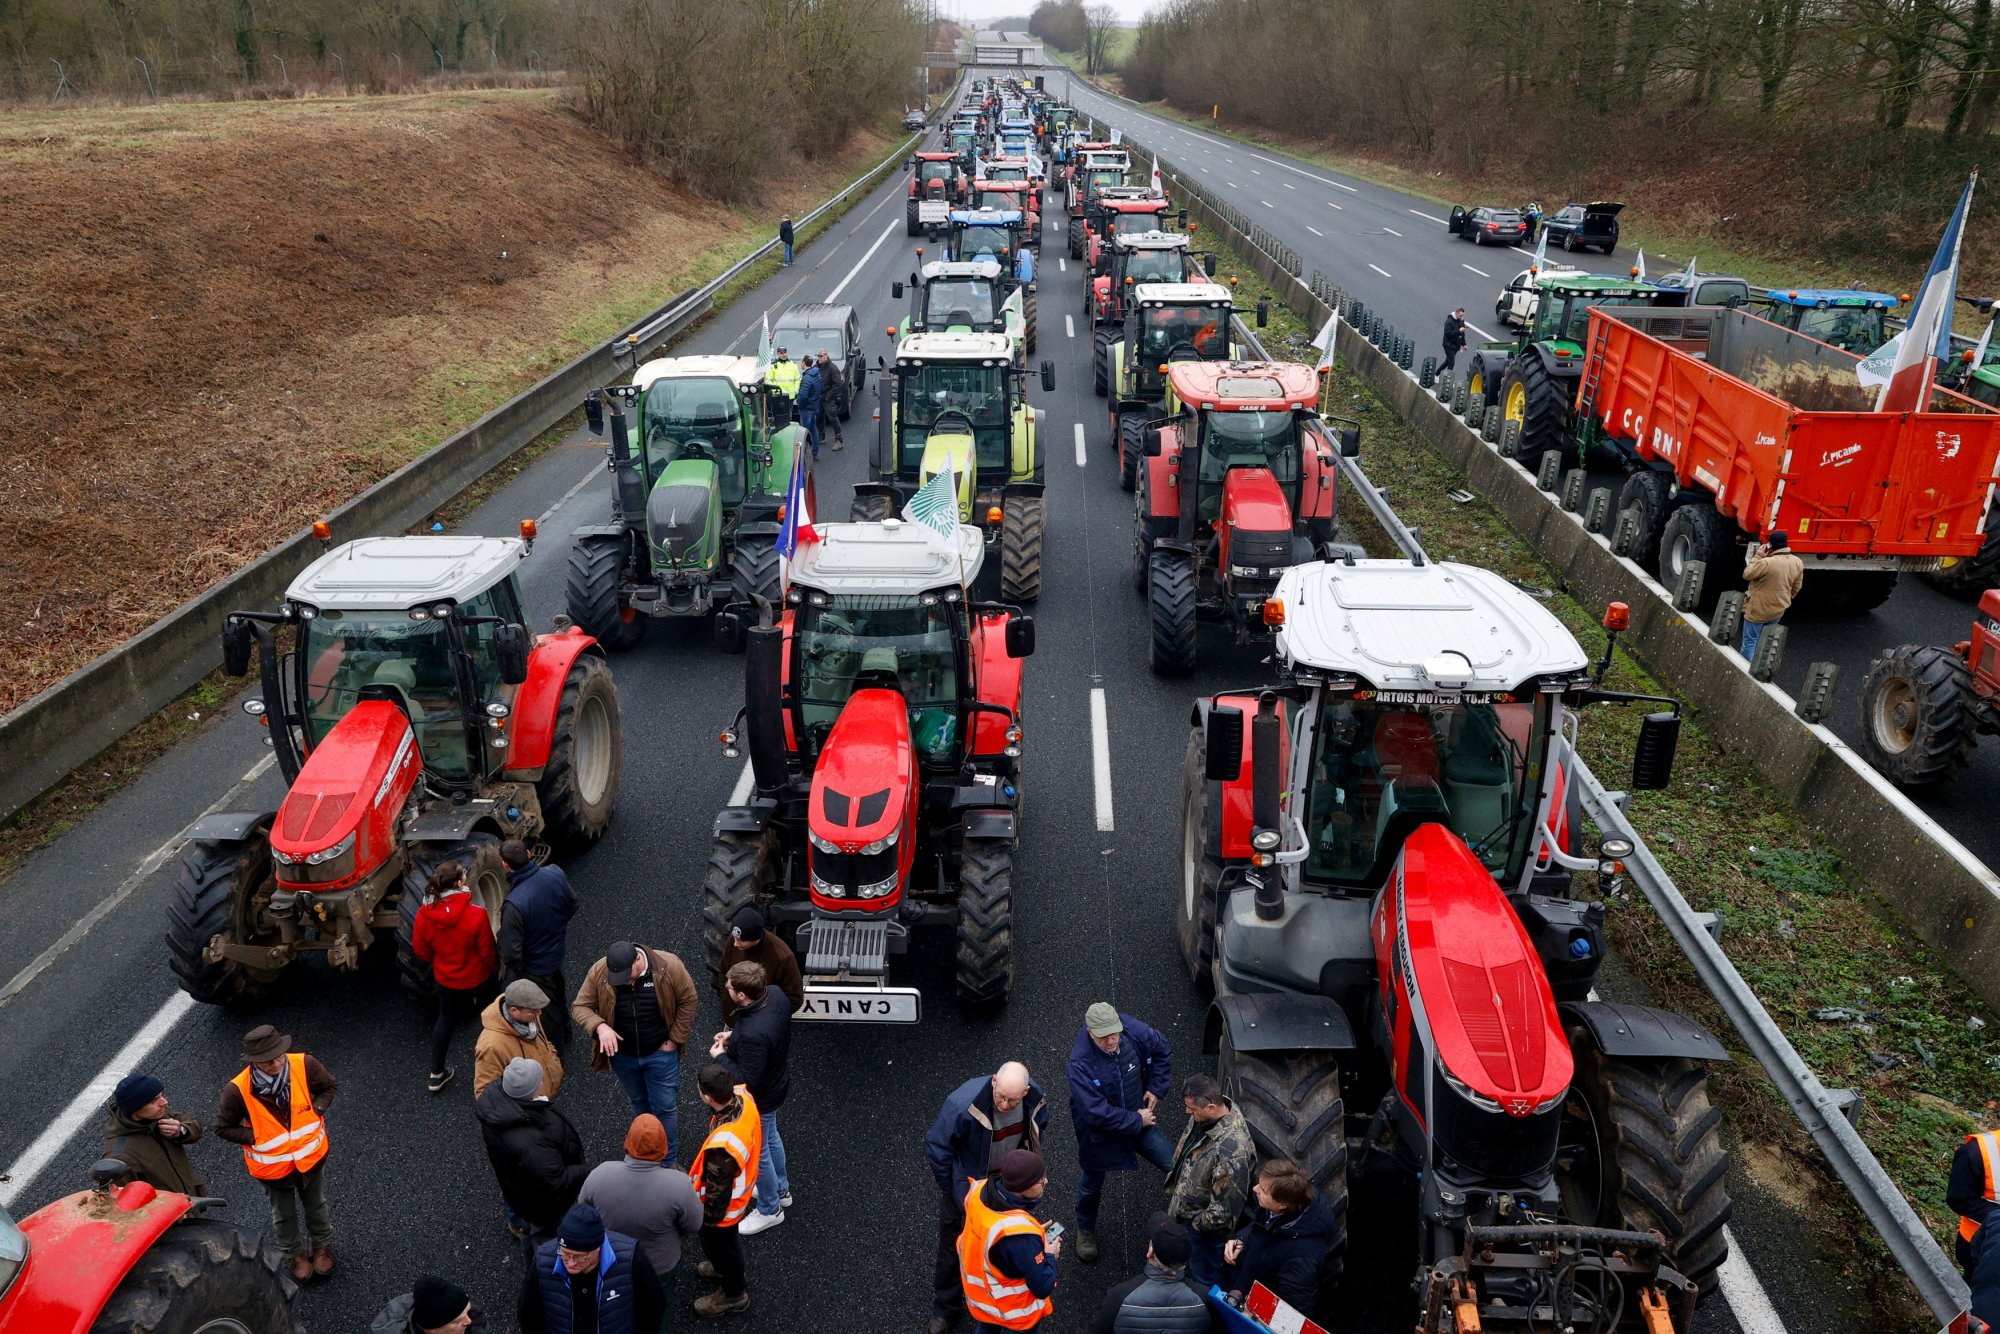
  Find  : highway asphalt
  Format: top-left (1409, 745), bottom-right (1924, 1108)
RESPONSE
top-left (0, 85), bottom-right (1864, 1334)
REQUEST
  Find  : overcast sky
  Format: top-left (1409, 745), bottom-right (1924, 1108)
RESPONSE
top-left (946, 0), bottom-right (1156, 22)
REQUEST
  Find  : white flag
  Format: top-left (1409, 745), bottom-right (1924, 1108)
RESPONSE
top-left (1150, 156), bottom-right (1163, 197)
top-left (1680, 254), bottom-right (1697, 285)
top-left (1972, 317), bottom-right (1995, 376)
top-left (1635, 249), bottom-right (1647, 281)
top-left (1311, 311), bottom-right (1339, 372)
top-left (757, 310), bottom-right (773, 370)
top-left (1110, 127), bottom-right (1122, 144)
top-left (1529, 225), bottom-right (1548, 275)
top-left (902, 464), bottom-right (961, 551)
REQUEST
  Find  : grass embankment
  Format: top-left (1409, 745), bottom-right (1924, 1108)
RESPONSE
top-left (1197, 231), bottom-right (1999, 1327)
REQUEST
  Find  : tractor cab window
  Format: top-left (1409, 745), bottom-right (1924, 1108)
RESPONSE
top-left (299, 607), bottom-right (474, 780)
top-left (1535, 291), bottom-right (1641, 344)
top-left (987, 166), bottom-right (1027, 183)
top-left (1122, 248), bottom-right (1188, 285)
top-left (925, 278), bottom-right (999, 328)
top-left (918, 161), bottom-right (955, 188)
top-left (956, 225), bottom-right (1013, 264)
top-left (899, 363), bottom-right (1010, 471)
top-left (1198, 410), bottom-right (1300, 485)
top-left (640, 377), bottom-right (747, 504)
top-left (1142, 307), bottom-right (1226, 358)
top-left (1794, 305), bottom-right (1884, 354)
top-left (1302, 693), bottom-right (1550, 888)
top-left (794, 593), bottom-right (962, 764)
top-left (1106, 212), bottom-right (1160, 240)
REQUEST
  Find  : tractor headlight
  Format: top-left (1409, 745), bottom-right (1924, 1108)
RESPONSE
top-left (857, 870), bottom-right (900, 898)
top-left (1440, 1066), bottom-right (1505, 1115)
top-left (859, 828), bottom-right (900, 856)
top-left (1250, 828), bottom-right (1281, 853)
top-left (809, 830), bottom-right (840, 854)
top-left (272, 847), bottom-right (297, 866)
top-left (304, 832), bottom-right (356, 866)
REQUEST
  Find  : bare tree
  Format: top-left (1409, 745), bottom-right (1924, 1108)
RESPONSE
top-left (1083, 1), bottom-right (1116, 74)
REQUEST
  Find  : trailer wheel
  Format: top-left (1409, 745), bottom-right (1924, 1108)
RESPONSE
top-left (1614, 470), bottom-right (1673, 570)
top-left (1220, 1035), bottom-right (1349, 1292)
top-left (1500, 356), bottom-right (1571, 472)
top-left (1148, 549), bottom-right (1198, 676)
top-left (1857, 644), bottom-right (1980, 787)
top-left (397, 833), bottom-right (508, 1000)
top-left (955, 838), bottom-right (1015, 1005)
top-left (166, 826), bottom-right (285, 1008)
top-left (703, 828), bottom-right (779, 980)
top-left (1093, 330), bottom-right (1113, 397)
top-left (1176, 727), bottom-right (1219, 987)
top-left (850, 491), bottom-right (894, 524)
top-left (565, 534), bottom-right (644, 651)
top-left (1921, 506), bottom-right (2000, 597)
top-left (1559, 1032), bottom-right (1732, 1299)
top-left (88, 1216), bottom-right (300, 1334)
top-left (1117, 410), bottom-right (1144, 492)
top-left (1657, 502), bottom-right (1737, 610)
top-left (1000, 492), bottom-right (1044, 602)
top-left (535, 653), bottom-right (622, 846)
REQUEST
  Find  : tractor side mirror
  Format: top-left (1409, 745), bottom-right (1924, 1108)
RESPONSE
top-left (495, 623), bottom-right (531, 686)
top-left (584, 394), bottom-right (604, 436)
top-left (1143, 426), bottom-right (1164, 457)
top-left (892, 281), bottom-right (905, 299)
top-left (1040, 360), bottom-right (1055, 392)
top-left (1339, 427), bottom-right (1361, 457)
top-left (1256, 299), bottom-right (1270, 328)
top-left (1204, 705), bottom-right (1244, 781)
top-left (1005, 615), bottom-right (1036, 658)
top-left (1631, 712), bottom-right (1680, 791)
top-left (1203, 254), bottom-right (1217, 278)
top-left (222, 617), bottom-right (254, 678)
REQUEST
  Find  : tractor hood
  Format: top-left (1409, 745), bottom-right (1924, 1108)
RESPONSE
top-left (273, 700), bottom-right (419, 888)
top-left (807, 688), bottom-right (913, 910)
top-left (646, 458), bottom-right (720, 571)
top-left (1221, 466), bottom-right (1293, 534)
top-left (919, 432), bottom-right (978, 519)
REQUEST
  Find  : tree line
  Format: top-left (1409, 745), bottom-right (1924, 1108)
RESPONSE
top-left (1029, 0), bottom-right (1118, 74)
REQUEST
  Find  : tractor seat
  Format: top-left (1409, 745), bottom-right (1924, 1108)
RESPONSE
top-left (1373, 712), bottom-right (1440, 784)
top-left (370, 660), bottom-right (424, 724)
top-left (1374, 777), bottom-right (1451, 866)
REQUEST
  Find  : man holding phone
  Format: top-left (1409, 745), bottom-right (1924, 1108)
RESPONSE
top-left (1741, 531), bottom-right (1804, 661)
top-left (958, 1150), bottom-right (1061, 1330)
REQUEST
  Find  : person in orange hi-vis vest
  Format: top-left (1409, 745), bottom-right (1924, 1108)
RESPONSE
top-left (1951, 1129), bottom-right (2000, 1277)
top-left (690, 1062), bottom-right (761, 1319)
top-left (959, 1150), bottom-right (1060, 1330)
top-left (215, 1025), bottom-right (338, 1284)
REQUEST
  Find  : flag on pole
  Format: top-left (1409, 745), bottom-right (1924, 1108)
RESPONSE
top-left (1150, 156), bottom-right (1163, 197)
top-left (756, 310), bottom-right (774, 371)
top-left (903, 464), bottom-right (961, 551)
top-left (775, 446), bottom-right (817, 567)
top-left (1311, 310), bottom-right (1339, 372)
top-left (1680, 254), bottom-right (1697, 285)
top-left (1109, 127), bottom-right (1122, 145)
top-left (1635, 249), bottom-right (1647, 281)
top-left (1529, 224), bottom-right (1548, 274)
top-left (1874, 172), bottom-right (1976, 413)
top-left (1972, 316), bottom-right (1995, 376)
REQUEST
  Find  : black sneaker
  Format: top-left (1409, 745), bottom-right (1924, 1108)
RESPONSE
top-left (427, 1068), bottom-right (455, 1095)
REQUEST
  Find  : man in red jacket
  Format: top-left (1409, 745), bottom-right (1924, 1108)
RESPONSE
top-left (412, 859), bottom-right (499, 1094)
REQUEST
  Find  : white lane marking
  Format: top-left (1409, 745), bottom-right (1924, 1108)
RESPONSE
top-left (1059, 258), bottom-right (1066, 272)
top-left (1283, 182), bottom-right (1295, 190)
top-left (1306, 225), bottom-right (1324, 237)
top-left (1226, 181), bottom-right (1237, 189)
top-left (1250, 169), bottom-right (1260, 175)
top-left (0, 753), bottom-right (276, 1010)
top-left (1716, 1229), bottom-right (1792, 1334)
top-left (729, 756), bottom-right (755, 806)
top-left (1462, 263), bottom-right (1489, 278)
top-left (0, 991), bottom-right (197, 1207)
top-left (1074, 422), bottom-right (1087, 467)
top-left (1466, 321), bottom-right (1497, 341)
top-left (1411, 209), bottom-right (1449, 224)
top-left (1383, 227), bottom-right (1402, 237)
top-left (1224, 156), bottom-right (1236, 164)
top-left (1066, 314), bottom-right (1076, 338)
top-left (1090, 687), bottom-right (1114, 832)
top-left (826, 220), bottom-right (899, 302)
top-left (1327, 201), bottom-right (1344, 212)
top-left (1369, 263), bottom-right (1393, 278)
top-left (538, 461), bottom-right (603, 527)
top-left (1254, 154), bottom-right (1359, 192)
top-left (1260, 200), bottom-right (1274, 209)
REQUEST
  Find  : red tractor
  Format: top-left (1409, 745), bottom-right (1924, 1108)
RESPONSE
top-left (166, 528), bottom-right (624, 1005)
top-left (0, 1163), bottom-right (297, 1333)
top-left (1131, 361), bottom-right (1357, 675)
top-left (1081, 193), bottom-right (1179, 275)
top-left (1179, 556), bottom-right (1729, 1331)
top-left (1857, 589), bottom-right (2000, 786)
top-left (906, 150), bottom-right (968, 237)
top-left (705, 518), bottom-right (1035, 1019)
top-left (1088, 230), bottom-right (1210, 329)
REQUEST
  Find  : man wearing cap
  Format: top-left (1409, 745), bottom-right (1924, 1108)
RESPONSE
top-left (1088, 1217), bottom-right (1213, 1333)
top-left (957, 1149), bottom-right (1060, 1330)
top-left (215, 1025), bottom-right (337, 1283)
top-left (476, 1056), bottom-right (589, 1244)
top-left (520, 1202), bottom-right (667, 1334)
top-left (1068, 1003), bottom-right (1174, 1264)
top-left (715, 906), bottom-right (803, 1021)
top-left (764, 347), bottom-right (801, 421)
top-left (581, 1114), bottom-right (703, 1319)
top-left (926, 1062), bottom-right (1049, 1334)
top-left (690, 1062), bottom-right (761, 1318)
top-left (102, 1072), bottom-right (204, 1197)
top-left (499, 840), bottom-right (579, 1049)
top-left (1740, 531), bottom-right (1804, 662)
top-left (573, 941), bottom-right (700, 1155)
top-left (475, 977), bottom-right (565, 1099)
top-left (371, 1274), bottom-right (486, 1333)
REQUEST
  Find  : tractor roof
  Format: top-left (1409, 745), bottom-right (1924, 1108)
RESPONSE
top-left (897, 331), bottom-right (1014, 361)
top-left (1769, 288), bottom-right (1898, 308)
top-left (1535, 272), bottom-right (1658, 296)
top-left (916, 150), bottom-right (960, 160)
top-left (1102, 196), bottom-right (1170, 212)
top-left (287, 535), bottom-right (526, 611)
top-left (1136, 282), bottom-right (1232, 305)
top-left (1117, 231), bottom-right (1190, 251)
top-left (921, 259), bottom-right (1004, 281)
top-left (1271, 559), bottom-right (1589, 691)
top-left (949, 207), bottom-right (1023, 226)
top-left (788, 520), bottom-right (985, 594)
top-left (632, 353), bottom-right (759, 392)
top-left (1166, 360), bottom-right (1319, 407)
top-left (774, 302), bottom-right (854, 326)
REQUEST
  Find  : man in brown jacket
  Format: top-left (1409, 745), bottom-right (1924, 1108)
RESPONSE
top-left (1741, 530), bottom-right (1805, 662)
top-left (215, 1025), bottom-right (337, 1283)
top-left (572, 940), bottom-right (699, 1156)
top-left (474, 977), bottom-right (565, 1099)
top-left (102, 1072), bottom-right (204, 1197)
top-left (716, 906), bottom-right (805, 1021)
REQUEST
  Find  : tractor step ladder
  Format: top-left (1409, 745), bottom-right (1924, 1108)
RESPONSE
top-left (1574, 316), bottom-right (1615, 432)
top-left (802, 917), bottom-right (892, 977)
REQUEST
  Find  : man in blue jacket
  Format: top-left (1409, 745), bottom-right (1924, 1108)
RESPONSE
top-left (925, 1062), bottom-right (1048, 1334)
top-left (1068, 1003), bottom-right (1173, 1263)
top-left (518, 1202), bottom-right (666, 1334)
top-left (499, 841), bottom-right (578, 1048)
top-left (794, 358), bottom-right (825, 461)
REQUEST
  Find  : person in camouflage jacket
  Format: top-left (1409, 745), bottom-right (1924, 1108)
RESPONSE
top-left (1164, 1074), bottom-right (1254, 1290)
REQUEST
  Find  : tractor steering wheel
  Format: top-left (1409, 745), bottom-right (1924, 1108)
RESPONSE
top-left (677, 438), bottom-right (717, 462)
top-left (931, 408), bottom-right (977, 436)
top-left (1165, 340), bottom-right (1205, 363)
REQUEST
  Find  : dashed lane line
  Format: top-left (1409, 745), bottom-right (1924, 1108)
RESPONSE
top-left (1466, 321), bottom-right (1498, 341)
top-left (1369, 263), bottom-right (1393, 278)
top-left (1462, 263), bottom-right (1489, 278)
top-left (1306, 225), bottom-right (1324, 237)
top-left (1260, 200), bottom-right (1274, 209)
top-left (1074, 422), bottom-right (1087, 468)
top-left (1253, 153), bottom-right (1359, 192)
top-left (825, 220), bottom-right (899, 302)
top-left (1327, 201), bottom-right (1344, 212)
top-left (1067, 314), bottom-right (1076, 338)
top-left (1090, 687), bottom-right (1115, 832)
top-left (1410, 209), bottom-right (1448, 224)
top-left (1382, 227), bottom-right (1402, 237)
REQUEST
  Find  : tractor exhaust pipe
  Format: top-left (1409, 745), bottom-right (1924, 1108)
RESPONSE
top-left (744, 625), bottom-right (787, 799)
top-left (1250, 692), bottom-right (1284, 921)
top-left (609, 400), bottom-right (647, 537)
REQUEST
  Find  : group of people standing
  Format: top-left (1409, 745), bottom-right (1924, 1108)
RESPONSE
top-left (762, 344), bottom-right (845, 461)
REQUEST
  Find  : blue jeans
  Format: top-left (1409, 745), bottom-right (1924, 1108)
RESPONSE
top-left (782, 240), bottom-right (795, 264)
top-left (609, 1045), bottom-right (681, 1156)
top-left (753, 1111), bottom-right (789, 1215)
top-left (1075, 1125), bottom-right (1177, 1232)
top-left (1740, 617), bottom-right (1772, 661)
top-left (799, 410), bottom-right (821, 458)
top-left (1186, 1225), bottom-right (1228, 1289)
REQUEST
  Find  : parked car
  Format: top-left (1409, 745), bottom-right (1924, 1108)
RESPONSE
top-left (1542, 201), bottom-right (1624, 254)
top-left (772, 302), bottom-right (865, 419)
top-left (1494, 261), bottom-right (1588, 331)
top-left (903, 110), bottom-right (927, 132)
top-left (1448, 205), bottom-right (1531, 246)
top-left (1650, 270), bottom-right (1753, 310)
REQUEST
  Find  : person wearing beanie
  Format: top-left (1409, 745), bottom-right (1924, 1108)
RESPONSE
top-left (1088, 1216), bottom-right (1213, 1333)
top-left (715, 905), bottom-right (804, 1021)
top-left (956, 1149), bottom-right (1059, 1330)
top-left (215, 1026), bottom-right (338, 1284)
top-left (1068, 1003), bottom-right (1174, 1263)
top-left (410, 858), bottom-right (500, 1094)
top-left (572, 939), bottom-right (700, 1156)
top-left (370, 1274), bottom-right (486, 1333)
top-left (690, 1062), bottom-right (761, 1318)
top-left (580, 1114), bottom-right (703, 1312)
top-left (474, 977), bottom-right (565, 1100)
top-left (520, 1202), bottom-right (666, 1334)
top-left (475, 1056), bottom-right (588, 1245)
top-left (101, 1072), bottom-right (204, 1197)
top-left (1740, 529), bottom-right (1804, 662)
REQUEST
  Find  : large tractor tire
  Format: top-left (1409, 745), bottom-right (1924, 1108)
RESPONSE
top-left (850, 490), bottom-right (894, 524)
top-left (730, 536), bottom-right (783, 615)
top-left (1500, 356), bottom-right (1572, 473)
top-left (565, 534), bottom-right (644, 651)
top-left (1857, 644), bottom-right (1980, 787)
top-left (1922, 506), bottom-right (2000, 597)
top-left (1219, 1036), bottom-right (1350, 1291)
top-left (1175, 727), bottom-right (1219, 988)
top-left (1092, 331), bottom-right (1113, 397)
top-left (1657, 501), bottom-right (1738, 611)
top-left (1068, 216), bottom-right (1085, 260)
top-left (1148, 549), bottom-right (1198, 676)
top-left (1117, 410), bottom-right (1144, 492)
top-left (165, 824), bottom-right (283, 1008)
top-left (1024, 290), bottom-right (1039, 355)
top-left (536, 653), bottom-right (622, 846)
top-left (1796, 569), bottom-right (1899, 614)
top-left (1000, 492), bottom-right (1045, 602)
top-left (396, 832), bottom-right (508, 1000)
top-left (905, 198), bottom-right (921, 237)
top-left (955, 837), bottom-right (1015, 1005)
top-left (1559, 1035), bottom-right (1732, 1299)
top-left (88, 1216), bottom-right (300, 1334)
top-left (703, 828), bottom-right (780, 980)
top-left (1614, 470), bottom-right (1673, 570)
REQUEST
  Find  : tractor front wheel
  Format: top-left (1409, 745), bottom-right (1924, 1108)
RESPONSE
top-left (565, 534), bottom-right (644, 651)
top-left (1116, 410), bottom-right (1143, 492)
top-left (1148, 550), bottom-right (1198, 676)
top-left (166, 824), bottom-right (283, 1007)
top-left (1024, 290), bottom-right (1039, 355)
top-left (88, 1216), bottom-right (300, 1334)
top-left (1500, 357), bottom-right (1571, 472)
top-left (397, 833), bottom-right (509, 1000)
top-left (1000, 492), bottom-right (1045, 602)
top-left (703, 828), bottom-right (780, 980)
top-left (536, 653), bottom-right (623, 846)
top-left (850, 491), bottom-right (894, 524)
top-left (1092, 331), bottom-right (1112, 397)
top-left (1176, 727), bottom-right (1219, 988)
top-left (1220, 1036), bottom-right (1349, 1293)
top-left (730, 536), bottom-right (783, 618)
top-left (1068, 217), bottom-right (1084, 260)
top-left (1857, 644), bottom-right (1980, 787)
top-left (955, 838), bottom-right (1015, 1005)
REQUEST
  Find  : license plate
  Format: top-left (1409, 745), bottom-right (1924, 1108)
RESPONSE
top-left (919, 201), bottom-right (950, 222)
top-left (798, 985), bottom-right (923, 1024)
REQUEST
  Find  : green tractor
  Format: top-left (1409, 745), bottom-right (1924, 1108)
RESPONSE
top-left (1103, 281), bottom-right (1238, 490)
top-left (892, 258), bottom-right (1035, 366)
top-left (855, 332), bottom-right (1055, 602)
top-left (566, 353), bottom-right (809, 651)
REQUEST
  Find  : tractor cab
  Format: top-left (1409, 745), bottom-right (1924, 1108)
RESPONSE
top-left (1521, 273), bottom-right (1663, 354)
top-left (892, 259), bottom-right (1031, 367)
top-left (1084, 194), bottom-right (1180, 271)
top-left (1092, 232), bottom-right (1205, 325)
top-left (1115, 283), bottom-right (1236, 402)
top-left (972, 179), bottom-right (1042, 246)
top-left (1763, 288), bottom-right (1899, 355)
top-left (912, 151), bottom-right (964, 203)
top-left (944, 208), bottom-right (1034, 290)
top-left (979, 160), bottom-right (1031, 186)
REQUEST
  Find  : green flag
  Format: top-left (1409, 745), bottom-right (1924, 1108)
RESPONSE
top-left (903, 465), bottom-right (959, 551)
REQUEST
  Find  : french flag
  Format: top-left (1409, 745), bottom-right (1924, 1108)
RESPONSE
top-left (1877, 172), bottom-right (1977, 414)
top-left (776, 446), bottom-right (817, 567)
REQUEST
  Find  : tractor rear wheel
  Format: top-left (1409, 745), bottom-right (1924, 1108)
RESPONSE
top-left (1921, 506), bottom-right (2000, 597)
top-left (165, 824), bottom-right (283, 1007)
top-left (1219, 1036), bottom-right (1349, 1292)
top-left (1175, 727), bottom-right (1219, 988)
top-left (730, 536), bottom-right (783, 616)
top-left (1615, 470), bottom-right (1673, 570)
top-left (850, 491), bottom-right (894, 524)
top-left (1068, 217), bottom-right (1084, 259)
top-left (88, 1216), bottom-right (299, 1334)
top-left (1024, 290), bottom-right (1038, 355)
top-left (905, 199), bottom-right (920, 237)
top-left (1657, 501), bottom-right (1737, 610)
top-left (536, 652), bottom-right (621, 845)
top-left (1501, 356), bottom-right (1571, 472)
top-left (1000, 492), bottom-right (1045, 602)
top-left (703, 828), bottom-right (780, 980)
top-left (565, 534), bottom-right (644, 651)
top-left (1857, 644), bottom-right (1979, 787)
top-left (1559, 1033), bottom-right (1731, 1298)
top-left (1117, 410), bottom-right (1143, 492)
top-left (1148, 550), bottom-right (1198, 676)
top-left (955, 837), bottom-right (1014, 1005)
top-left (1092, 331), bottom-right (1112, 397)
top-left (396, 833), bottom-right (508, 1000)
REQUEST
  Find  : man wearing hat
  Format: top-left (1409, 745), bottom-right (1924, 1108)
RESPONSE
top-left (715, 905), bottom-right (803, 1022)
top-left (215, 1025), bottom-right (338, 1283)
top-left (957, 1149), bottom-right (1060, 1329)
top-left (1741, 530), bottom-right (1804, 661)
top-left (101, 1072), bottom-right (204, 1197)
top-left (371, 1274), bottom-right (486, 1333)
top-left (474, 977), bottom-right (565, 1099)
top-left (1067, 1003), bottom-right (1174, 1264)
top-left (1087, 1217), bottom-right (1212, 1333)
top-left (520, 1202), bottom-right (667, 1334)
top-left (475, 1056), bottom-right (588, 1244)
top-left (764, 346), bottom-right (802, 422)
top-left (580, 1114), bottom-right (702, 1317)
top-left (573, 940), bottom-right (700, 1155)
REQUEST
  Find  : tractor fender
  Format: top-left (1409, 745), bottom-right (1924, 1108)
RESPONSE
top-left (182, 810), bottom-right (277, 846)
top-left (713, 803), bottom-right (775, 837)
top-left (1002, 480), bottom-right (1045, 501)
top-left (1205, 990), bottom-right (1356, 1057)
top-left (1467, 350), bottom-right (1510, 403)
top-left (404, 805), bottom-right (508, 846)
top-left (504, 628), bottom-right (604, 774)
top-left (1527, 343), bottom-right (1585, 381)
top-left (1559, 1000), bottom-right (1730, 1063)
top-left (962, 808), bottom-right (1017, 841)
top-left (570, 523), bottom-right (629, 542)
top-left (734, 520), bottom-right (781, 541)
top-left (853, 481), bottom-right (903, 513)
